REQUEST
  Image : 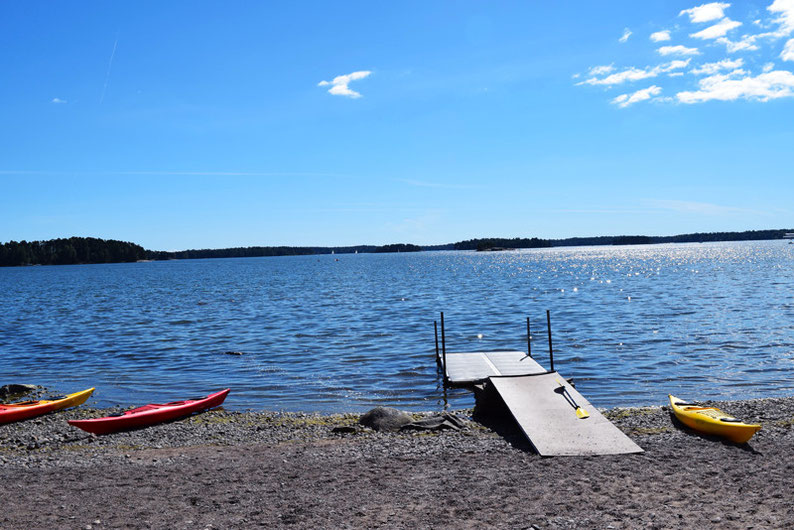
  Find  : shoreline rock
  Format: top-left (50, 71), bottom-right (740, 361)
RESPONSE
top-left (0, 384), bottom-right (38, 401)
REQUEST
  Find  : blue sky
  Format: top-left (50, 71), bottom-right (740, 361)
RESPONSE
top-left (1, 1), bottom-right (793, 250)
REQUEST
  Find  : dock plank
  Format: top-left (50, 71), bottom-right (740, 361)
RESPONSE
top-left (444, 350), bottom-right (546, 385)
top-left (489, 373), bottom-right (643, 456)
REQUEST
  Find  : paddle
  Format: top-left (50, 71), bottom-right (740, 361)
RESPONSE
top-left (555, 377), bottom-right (589, 419)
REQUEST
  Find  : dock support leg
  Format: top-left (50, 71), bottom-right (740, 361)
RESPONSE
top-left (441, 311), bottom-right (448, 386)
top-left (547, 310), bottom-right (554, 372)
top-left (434, 320), bottom-right (440, 366)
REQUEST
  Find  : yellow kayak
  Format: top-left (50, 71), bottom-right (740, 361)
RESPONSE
top-left (0, 388), bottom-right (95, 424)
top-left (669, 395), bottom-right (761, 444)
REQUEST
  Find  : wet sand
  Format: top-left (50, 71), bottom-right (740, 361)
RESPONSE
top-left (2, 396), bottom-right (793, 529)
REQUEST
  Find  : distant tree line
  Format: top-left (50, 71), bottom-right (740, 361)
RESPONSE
top-left (145, 245), bottom-right (381, 260)
top-left (549, 229), bottom-right (794, 247)
top-left (3, 228), bottom-right (792, 267)
top-left (0, 237), bottom-right (146, 267)
top-left (374, 243), bottom-right (422, 253)
top-left (146, 246), bottom-right (317, 260)
top-left (454, 237), bottom-right (553, 251)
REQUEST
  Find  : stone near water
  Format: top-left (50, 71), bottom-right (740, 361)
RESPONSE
top-left (359, 407), bottom-right (412, 432)
top-left (0, 384), bottom-right (37, 401)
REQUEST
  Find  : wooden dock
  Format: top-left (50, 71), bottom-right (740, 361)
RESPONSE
top-left (489, 374), bottom-right (643, 456)
top-left (443, 350), bottom-right (546, 385)
top-left (436, 312), bottom-right (643, 456)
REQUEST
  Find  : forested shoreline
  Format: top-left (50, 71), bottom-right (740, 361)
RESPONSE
top-left (1, 229), bottom-right (792, 267)
top-left (0, 237), bottom-right (145, 267)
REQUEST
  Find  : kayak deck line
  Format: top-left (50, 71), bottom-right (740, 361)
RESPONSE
top-left (433, 312), bottom-right (643, 456)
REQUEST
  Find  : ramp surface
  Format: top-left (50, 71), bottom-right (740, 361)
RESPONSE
top-left (489, 373), bottom-right (643, 456)
top-left (444, 351), bottom-right (546, 385)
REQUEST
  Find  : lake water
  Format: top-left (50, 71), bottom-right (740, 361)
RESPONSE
top-left (1, 240), bottom-right (793, 412)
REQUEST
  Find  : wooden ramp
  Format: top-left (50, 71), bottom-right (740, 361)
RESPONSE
top-left (489, 373), bottom-right (644, 456)
top-left (443, 350), bottom-right (547, 385)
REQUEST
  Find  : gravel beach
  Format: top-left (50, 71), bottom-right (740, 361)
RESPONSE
top-left (2, 395), bottom-right (794, 529)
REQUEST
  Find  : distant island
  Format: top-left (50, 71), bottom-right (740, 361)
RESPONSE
top-left (0, 237), bottom-right (146, 267)
top-left (1, 229), bottom-right (792, 267)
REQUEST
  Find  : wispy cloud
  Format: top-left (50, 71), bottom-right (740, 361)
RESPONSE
top-left (648, 199), bottom-right (765, 216)
top-left (650, 30), bottom-right (672, 42)
top-left (716, 34), bottom-right (761, 52)
top-left (588, 64), bottom-right (615, 76)
top-left (690, 17), bottom-right (742, 39)
top-left (677, 68), bottom-right (794, 102)
top-left (386, 210), bottom-right (443, 238)
top-left (612, 85), bottom-right (662, 107)
top-left (657, 45), bottom-right (701, 56)
top-left (715, 2), bottom-right (794, 52)
top-left (579, 60), bottom-right (690, 86)
top-left (0, 169), bottom-right (360, 180)
top-left (100, 36), bottom-right (118, 105)
top-left (619, 28), bottom-right (633, 43)
top-left (393, 178), bottom-right (483, 190)
top-left (680, 2), bottom-right (731, 23)
top-left (690, 57), bottom-right (744, 74)
top-left (576, 0), bottom-right (794, 107)
top-left (318, 70), bottom-right (372, 98)
top-left (51, 98), bottom-right (67, 104)
top-left (783, 38), bottom-right (794, 60)
top-left (769, 0), bottom-right (794, 35)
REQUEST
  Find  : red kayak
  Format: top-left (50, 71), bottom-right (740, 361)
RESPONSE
top-left (68, 388), bottom-right (230, 435)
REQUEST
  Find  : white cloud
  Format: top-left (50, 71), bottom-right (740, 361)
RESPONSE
top-left (318, 70), bottom-right (372, 98)
top-left (680, 2), bottom-right (731, 23)
top-left (783, 38), bottom-right (794, 60)
top-left (576, 1), bottom-right (794, 107)
top-left (51, 98), bottom-right (66, 104)
top-left (690, 17), bottom-right (742, 39)
top-left (677, 68), bottom-right (794, 102)
top-left (580, 59), bottom-right (690, 86)
top-left (588, 64), bottom-right (615, 76)
top-left (664, 59), bottom-right (694, 71)
top-left (711, 1), bottom-right (794, 53)
top-left (612, 85), bottom-right (663, 107)
top-left (715, 34), bottom-right (761, 52)
top-left (768, 0), bottom-right (794, 36)
top-left (657, 45), bottom-right (701, 55)
top-left (690, 57), bottom-right (744, 74)
top-left (581, 67), bottom-right (655, 86)
top-left (650, 30), bottom-right (672, 42)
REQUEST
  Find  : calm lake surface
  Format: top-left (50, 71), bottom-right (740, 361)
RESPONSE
top-left (2, 241), bottom-right (793, 412)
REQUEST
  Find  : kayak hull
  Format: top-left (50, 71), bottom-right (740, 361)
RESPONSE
top-left (0, 388), bottom-right (95, 424)
top-left (669, 395), bottom-right (761, 444)
top-left (68, 388), bottom-right (230, 435)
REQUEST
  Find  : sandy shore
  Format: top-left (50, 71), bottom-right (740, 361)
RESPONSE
top-left (2, 396), bottom-right (794, 529)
